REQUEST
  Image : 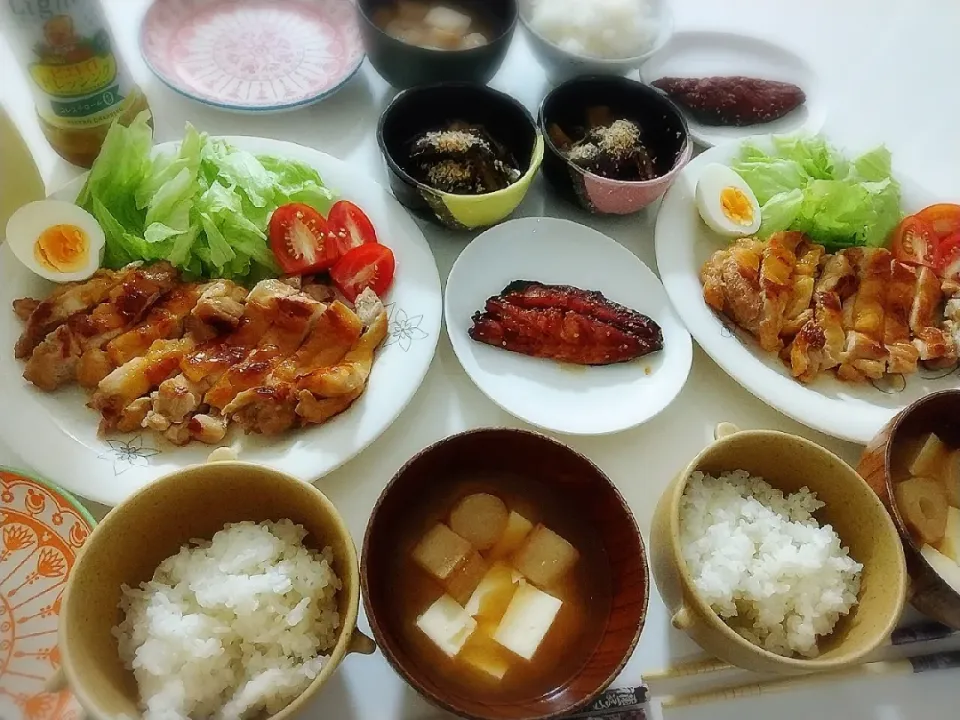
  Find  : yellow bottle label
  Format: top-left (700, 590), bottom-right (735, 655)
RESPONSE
top-left (30, 54), bottom-right (117, 98)
top-left (3, 0), bottom-right (134, 129)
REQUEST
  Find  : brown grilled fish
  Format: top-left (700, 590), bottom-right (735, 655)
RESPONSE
top-left (651, 76), bottom-right (806, 127)
top-left (468, 281), bottom-right (663, 365)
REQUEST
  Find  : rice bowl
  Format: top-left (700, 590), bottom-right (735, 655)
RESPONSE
top-left (679, 470), bottom-right (862, 657)
top-left (54, 462), bottom-right (373, 720)
top-left (115, 520), bottom-right (343, 720)
top-left (650, 426), bottom-right (906, 675)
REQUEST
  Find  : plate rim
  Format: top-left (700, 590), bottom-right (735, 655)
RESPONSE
top-left (0, 136), bottom-right (442, 506)
top-left (654, 133), bottom-right (953, 443)
top-left (444, 216), bottom-right (693, 436)
top-left (0, 464), bottom-right (97, 529)
top-left (640, 28), bottom-right (826, 148)
top-left (138, 0), bottom-right (366, 113)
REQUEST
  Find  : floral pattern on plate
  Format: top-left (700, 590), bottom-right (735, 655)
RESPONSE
top-left (0, 470), bottom-right (93, 720)
top-left (140, 0), bottom-right (365, 111)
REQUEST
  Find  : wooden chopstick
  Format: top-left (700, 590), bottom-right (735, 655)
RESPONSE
top-left (659, 650), bottom-right (960, 709)
top-left (644, 621), bottom-right (955, 682)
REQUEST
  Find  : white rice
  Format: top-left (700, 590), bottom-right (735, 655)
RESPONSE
top-left (114, 520), bottom-right (342, 720)
top-left (529, 0), bottom-right (659, 60)
top-left (679, 470), bottom-right (863, 657)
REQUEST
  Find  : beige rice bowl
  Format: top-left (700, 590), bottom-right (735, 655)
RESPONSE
top-left (113, 520), bottom-right (342, 720)
top-left (679, 470), bottom-right (863, 657)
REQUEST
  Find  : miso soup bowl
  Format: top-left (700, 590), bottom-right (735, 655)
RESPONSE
top-left (378, 83), bottom-right (544, 231)
top-left (362, 428), bottom-right (648, 720)
top-left (52, 461), bottom-right (374, 720)
top-left (858, 390), bottom-right (960, 629)
top-left (539, 75), bottom-right (691, 215)
top-left (358, 0), bottom-right (518, 89)
top-left (651, 424), bottom-right (907, 675)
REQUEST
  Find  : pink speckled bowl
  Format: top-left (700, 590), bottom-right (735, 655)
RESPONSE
top-left (539, 76), bottom-right (692, 215)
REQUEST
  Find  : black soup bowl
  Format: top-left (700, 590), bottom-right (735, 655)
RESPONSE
top-left (357, 0), bottom-right (519, 89)
top-left (539, 76), bottom-right (691, 215)
top-left (378, 82), bottom-right (544, 230)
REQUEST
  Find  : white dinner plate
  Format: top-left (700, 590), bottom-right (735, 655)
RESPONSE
top-left (0, 138), bottom-right (442, 506)
top-left (655, 135), bottom-right (958, 445)
top-left (445, 217), bottom-right (692, 435)
top-left (640, 30), bottom-right (825, 148)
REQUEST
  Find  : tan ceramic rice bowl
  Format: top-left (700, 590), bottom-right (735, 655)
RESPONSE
top-left (650, 425), bottom-right (907, 675)
top-left (54, 461), bottom-right (374, 720)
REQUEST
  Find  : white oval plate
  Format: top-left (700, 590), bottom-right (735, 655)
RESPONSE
top-left (445, 217), bottom-right (692, 435)
top-left (655, 135), bottom-right (958, 445)
top-left (0, 138), bottom-right (442, 506)
top-left (640, 30), bottom-right (825, 148)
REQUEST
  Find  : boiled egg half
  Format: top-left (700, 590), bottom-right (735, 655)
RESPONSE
top-left (695, 164), bottom-right (762, 237)
top-left (5, 200), bottom-right (105, 282)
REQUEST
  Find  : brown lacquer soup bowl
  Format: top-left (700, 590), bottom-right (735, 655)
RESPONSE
top-left (859, 390), bottom-right (960, 629)
top-left (361, 428), bottom-right (648, 720)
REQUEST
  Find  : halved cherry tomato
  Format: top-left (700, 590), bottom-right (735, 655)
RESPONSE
top-left (328, 200), bottom-right (378, 256)
top-left (934, 232), bottom-right (960, 281)
top-left (890, 216), bottom-right (939, 268)
top-left (268, 203), bottom-right (338, 274)
top-left (330, 244), bottom-right (396, 302)
top-left (916, 203), bottom-right (960, 240)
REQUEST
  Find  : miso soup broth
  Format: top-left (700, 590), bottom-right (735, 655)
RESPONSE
top-left (372, 1), bottom-right (495, 51)
top-left (388, 471), bottom-right (613, 703)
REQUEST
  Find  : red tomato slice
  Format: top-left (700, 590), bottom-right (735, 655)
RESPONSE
top-left (934, 232), bottom-right (960, 281)
top-left (916, 203), bottom-right (960, 240)
top-left (268, 203), bottom-right (338, 274)
top-left (328, 201), bottom-right (378, 256)
top-left (890, 216), bottom-right (939, 268)
top-left (330, 244), bottom-right (396, 303)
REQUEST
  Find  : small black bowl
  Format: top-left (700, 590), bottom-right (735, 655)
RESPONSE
top-left (539, 76), bottom-right (691, 215)
top-left (357, 0), bottom-right (518, 89)
top-left (378, 82), bottom-right (544, 230)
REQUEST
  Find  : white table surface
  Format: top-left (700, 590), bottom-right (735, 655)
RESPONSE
top-left (2, 1), bottom-right (959, 719)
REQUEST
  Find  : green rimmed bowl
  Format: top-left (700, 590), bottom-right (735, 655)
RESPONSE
top-left (377, 83), bottom-right (544, 231)
top-left (0, 466), bottom-right (95, 720)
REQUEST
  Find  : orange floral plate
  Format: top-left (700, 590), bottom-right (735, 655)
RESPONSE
top-left (0, 468), bottom-right (94, 720)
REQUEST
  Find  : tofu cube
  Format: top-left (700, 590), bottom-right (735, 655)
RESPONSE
top-left (424, 5), bottom-right (472, 34)
top-left (511, 524), bottom-right (580, 588)
top-left (465, 562), bottom-right (523, 621)
top-left (444, 550), bottom-right (488, 605)
top-left (906, 433), bottom-right (950, 478)
top-left (412, 523), bottom-right (473, 582)
top-left (493, 583), bottom-right (562, 660)
top-left (488, 511), bottom-right (533, 560)
top-left (939, 506), bottom-right (960, 563)
top-left (460, 620), bottom-right (512, 681)
top-left (416, 594), bottom-right (477, 658)
top-left (921, 543), bottom-right (960, 595)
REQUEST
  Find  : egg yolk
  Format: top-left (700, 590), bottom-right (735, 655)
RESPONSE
top-left (720, 187), bottom-right (755, 226)
top-left (34, 224), bottom-right (89, 273)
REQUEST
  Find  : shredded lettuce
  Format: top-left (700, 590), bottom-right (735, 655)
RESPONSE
top-left (77, 112), bottom-right (336, 282)
top-left (732, 136), bottom-right (903, 251)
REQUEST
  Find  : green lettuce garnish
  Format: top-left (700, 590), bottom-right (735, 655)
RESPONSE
top-left (77, 112), bottom-right (336, 282)
top-left (732, 136), bottom-right (902, 250)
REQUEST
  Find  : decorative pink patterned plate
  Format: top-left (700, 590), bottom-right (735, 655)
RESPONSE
top-left (140, 0), bottom-right (365, 112)
top-left (0, 469), bottom-right (93, 720)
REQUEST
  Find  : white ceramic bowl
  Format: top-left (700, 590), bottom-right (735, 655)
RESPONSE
top-left (520, 0), bottom-right (673, 84)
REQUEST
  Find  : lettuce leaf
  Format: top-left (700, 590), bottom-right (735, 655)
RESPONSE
top-left (77, 115), bottom-right (335, 282)
top-left (731, 136), bottom-right (902, 251)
